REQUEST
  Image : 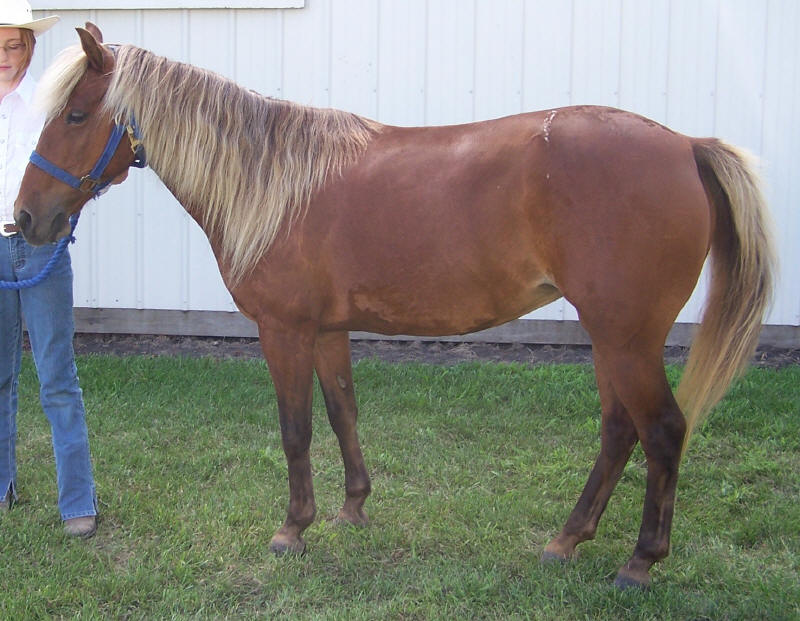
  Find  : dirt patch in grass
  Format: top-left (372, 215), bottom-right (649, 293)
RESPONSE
top-left (66, 333), bottom-right (800, 368)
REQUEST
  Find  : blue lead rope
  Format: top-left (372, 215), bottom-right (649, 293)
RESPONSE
top-left (0, 213), bottom-right (79, 290)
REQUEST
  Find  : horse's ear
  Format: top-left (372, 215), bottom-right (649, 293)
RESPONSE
top-left (84, 22), bottom-right (103, 43)
top-left (76, 26), bottom-right (112, 73)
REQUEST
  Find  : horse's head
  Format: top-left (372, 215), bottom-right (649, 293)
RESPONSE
top-left (15, 23), bottom-right (142, 245)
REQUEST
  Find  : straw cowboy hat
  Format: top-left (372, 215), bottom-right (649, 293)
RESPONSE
top-left (0, 1), bottom-right (58, 36)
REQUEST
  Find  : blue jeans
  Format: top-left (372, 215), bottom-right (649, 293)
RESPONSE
top-left (0, 235), bottom-right (97, 520)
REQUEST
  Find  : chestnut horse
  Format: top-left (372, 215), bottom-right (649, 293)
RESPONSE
top-left (15, 25), bottom-right (774, 588)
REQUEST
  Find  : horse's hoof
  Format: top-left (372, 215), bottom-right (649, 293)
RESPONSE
top-left (613, 569), bottom-right (651, 590)
top-left (269, 535), bottom-right (307, 557)
top-left (540, 540), bottom-right (576, 564)
top-left (540, 550), bottom-right (569, 564)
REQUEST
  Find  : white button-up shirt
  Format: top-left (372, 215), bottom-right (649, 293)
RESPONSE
top-left (0, 72), bottom-right (44, 223)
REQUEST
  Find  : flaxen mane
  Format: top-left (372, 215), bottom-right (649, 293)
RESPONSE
top-left (37, 44), bottom-right (381, 285)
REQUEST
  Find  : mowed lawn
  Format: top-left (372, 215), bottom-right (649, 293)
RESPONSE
top-left (1, 353), bottom-right (798, 620)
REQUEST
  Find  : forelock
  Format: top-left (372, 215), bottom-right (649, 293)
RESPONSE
top-left (34, 44), bottom-right (89, 121)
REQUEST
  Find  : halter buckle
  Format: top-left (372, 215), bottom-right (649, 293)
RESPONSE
top-left (79, 175), bottom-right (101, 193)
top-left (126, 124), bottom-right (142, 152)
top-left (126, 120), bottom-right (147, 168)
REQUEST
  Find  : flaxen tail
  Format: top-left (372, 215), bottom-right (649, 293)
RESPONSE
top-left (677, 139), bottom-right (776, 454)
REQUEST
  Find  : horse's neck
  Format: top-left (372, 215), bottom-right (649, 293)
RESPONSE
top-left (157, 177), bottom-right (208, 235)
top-left (172, 190), bottom-right (228, 262)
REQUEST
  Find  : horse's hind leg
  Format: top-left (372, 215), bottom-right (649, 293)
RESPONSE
top-left (542, 350), bottom-right (638, 561)
top-left (313, 331), bottom-right (371, 526)
top-left (591, 341), bottom-right (686, 588)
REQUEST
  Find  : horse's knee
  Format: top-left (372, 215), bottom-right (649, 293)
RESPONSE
top-left (601, 413), bottom-right (638, 461)
top-left (280, 422), bottom-right (312, 460)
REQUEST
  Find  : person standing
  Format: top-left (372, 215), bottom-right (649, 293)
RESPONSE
top-left (0, 0), bottom-right (97, 538)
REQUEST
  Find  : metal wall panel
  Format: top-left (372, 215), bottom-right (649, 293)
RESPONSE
top-left (378, 0), bottom-right (427, 126)
top-left (29, 0), bottom-right (799, 328)
top-left (330, 0), bottom-right (378, 117)
top-left (425, 0), bottom-right (475, 125)
top-left (763, 0), bottom-right (800, 326)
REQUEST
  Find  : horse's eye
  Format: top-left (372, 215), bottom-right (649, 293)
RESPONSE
top-left (66, 110), bottom-right (87, 125)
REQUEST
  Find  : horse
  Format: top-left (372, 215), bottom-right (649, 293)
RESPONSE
top-left (14, 24), bottom-right (774, 589)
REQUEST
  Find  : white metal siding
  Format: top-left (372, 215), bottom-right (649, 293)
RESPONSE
top-left (31, 0), bottom-right (800, 327)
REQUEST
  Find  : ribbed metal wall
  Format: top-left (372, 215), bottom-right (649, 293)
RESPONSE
top-left (31, 1), bottom-right (800, 328)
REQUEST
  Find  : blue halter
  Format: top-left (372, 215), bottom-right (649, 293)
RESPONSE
top-left (29, 114), bottom-right (147, 196)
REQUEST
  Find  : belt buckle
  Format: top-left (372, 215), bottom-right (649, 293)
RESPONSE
top-left (1, 223), bottom-right (18, 237)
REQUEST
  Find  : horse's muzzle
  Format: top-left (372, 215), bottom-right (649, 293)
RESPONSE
top-left (14, 208), bottom-right (68, 246)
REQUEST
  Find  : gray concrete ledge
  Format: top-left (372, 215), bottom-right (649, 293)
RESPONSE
top-left (72, 308), bottom-right (800, 349)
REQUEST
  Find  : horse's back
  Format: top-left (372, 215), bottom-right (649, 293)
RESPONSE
top-left (294, 111), bottom-right (564, 334)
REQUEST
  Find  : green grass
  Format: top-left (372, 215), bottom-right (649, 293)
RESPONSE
top-left (1, 354), bottom-right (798, 619)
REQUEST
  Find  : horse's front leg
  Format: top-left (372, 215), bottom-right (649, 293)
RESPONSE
top-left (313, 331), bottom-right (371, 526)
top-left (259, 321), bottom-right (317, 555)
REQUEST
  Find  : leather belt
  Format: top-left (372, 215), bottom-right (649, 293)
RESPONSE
top-left (1, 223), bottom-right (19, 237)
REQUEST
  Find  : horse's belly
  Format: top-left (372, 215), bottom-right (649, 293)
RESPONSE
top-left (332, 278), bottom-right (562, 337)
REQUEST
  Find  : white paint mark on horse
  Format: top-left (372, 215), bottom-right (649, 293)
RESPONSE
top-left (543, 110), bottom-right (557, 143)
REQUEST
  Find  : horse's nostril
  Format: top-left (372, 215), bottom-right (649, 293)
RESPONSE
top-left (50, 211), bottom-right (66, 240)
top-left (15, 210), bottom-right (31, 232)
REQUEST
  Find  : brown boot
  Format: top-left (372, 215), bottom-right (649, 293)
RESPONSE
top-left (64, 516), bottom-right (97, 539)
